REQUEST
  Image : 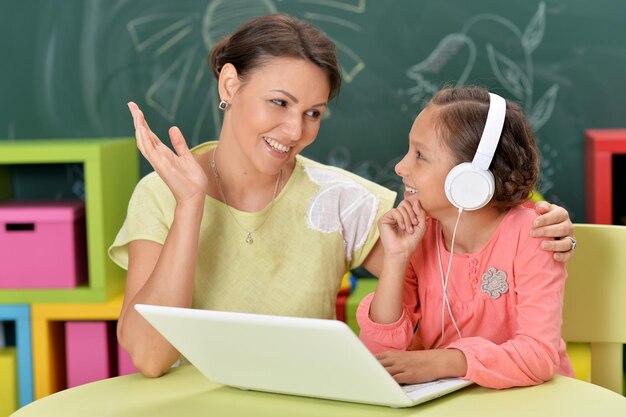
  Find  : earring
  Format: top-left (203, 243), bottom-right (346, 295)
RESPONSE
top-left (218, 99), bottom-right (229, 110)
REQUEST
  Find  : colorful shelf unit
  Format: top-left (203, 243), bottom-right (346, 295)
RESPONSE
top-left (64, 318), bottom-right (137, 388)
top-left (0, 347), bottom-right (18, 417)
top-left (335, 273), bottom-right (356, 323)
top-left (0, 304), bottom-right (33, 408)
top-left (585, 129), bottom-right (626, 224)
top-left (30, 294), bottom-right (126, 398)
top-left (65, 321), bottom-right (117, 388)
top-left (345, 278), bottom-right (378, 335)
top-left (117, 341), bottom-right (137, 376)
top-left (0, 139), bottom-right (138, 302)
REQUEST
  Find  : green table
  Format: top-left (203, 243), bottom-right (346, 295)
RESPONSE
top-left (12, 365), bottom-right (626, 417)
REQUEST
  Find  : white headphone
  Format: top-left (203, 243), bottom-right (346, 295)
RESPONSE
top-left (444, 93), bottom-right (507, 211)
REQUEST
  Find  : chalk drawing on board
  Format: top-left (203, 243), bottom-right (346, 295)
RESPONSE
top-left (327, 146), bottom-right (352, 170)
top-left (537, 140), bottom-right (560, 193)
top-left (406, 33), bottom-right (476, 103)
top-left (303, 12), bottom-right (366, 83)
top-left (126, 0), bottom-right (278, 145)
top-left (192, 83), bottom-right (220, 142)
top-left (127, 0), bottom-right (368, 145)
top-left (201, 0), bottom-right (278, 48)
top-left (145, 47), bottom-right (197, 122)
top-left (330, 39), bottom-right (365, 83)
top-left (404, 1), bottom-right (560, 193)
top-left (127, 14), bottom-right (198, 55)
top-left (127, 12), bottom-right (204, 125)
top-left (296, 0), bottom-right (399, 192)
top-left (303, 12), bottom-right (362, 31)
top-left (298, 0), bottom-right (366, 14)
top-left (302, 1), bottom-right (367, 83)
top-left (298, 1), bottom-right (401, 192)
top-left (67, 164), bottom-right (85, 200)
top-left (201, 0), bottom-right (279, 141)
top-left (405, 2), bottom-right (558, 126)
top-left (324, 147), bottom-right (404, 200)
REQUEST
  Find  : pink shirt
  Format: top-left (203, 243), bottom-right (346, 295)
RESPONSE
top-left (357, 205), bottom-right (574, 389)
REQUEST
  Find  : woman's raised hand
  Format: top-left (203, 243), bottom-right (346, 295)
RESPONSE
top-left (128, 102), bottom-right (209, 205)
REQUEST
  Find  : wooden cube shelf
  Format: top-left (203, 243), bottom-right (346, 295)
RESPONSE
top-left (0, 304), bottom-right (33, 407)
top-left (345, 278), bottom-right (378, 335)
top-left (0, 139), bottom-right (138, 303)
top-left (65, 321), bottom-right (116, 388)
top-left (0, 347), bottom-right (18, 417)
top-left (31, 294), bottom-right (124, 398)
top-left (585, 129), bottom-right (626, 224)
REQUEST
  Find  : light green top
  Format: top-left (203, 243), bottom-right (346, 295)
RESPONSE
top-left (109, 141), bottom-right (396, 319)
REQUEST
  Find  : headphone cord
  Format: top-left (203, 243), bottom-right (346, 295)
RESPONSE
top-left (435, 207), bottom-right (463, 349)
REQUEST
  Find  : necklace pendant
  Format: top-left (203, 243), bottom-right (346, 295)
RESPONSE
top-left (245, 232), bottom-right (254, 244)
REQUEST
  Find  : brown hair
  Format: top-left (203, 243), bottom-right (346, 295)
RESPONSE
top-left (209, 14), bottom-right (341, 100)
top-left (429, 86), bottom-right (539, 209)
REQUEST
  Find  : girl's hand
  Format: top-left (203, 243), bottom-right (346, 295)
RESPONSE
top-left (531, 201), bottom-right (575, 262)
top-left (129, 102), bottom-right (209, 205)
top-left (377, 200), bottom-right (427, 258)
top-left (376, 349), bottom-right (467, 384)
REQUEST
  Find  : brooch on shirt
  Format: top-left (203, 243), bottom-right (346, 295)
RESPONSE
top-left (481, 267), bottom-right (509, 299)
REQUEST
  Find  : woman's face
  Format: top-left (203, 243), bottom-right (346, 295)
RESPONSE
top-left (224, 57), bottom-right (331, 175)
top-left (395, 106), bottom-right (457, 217)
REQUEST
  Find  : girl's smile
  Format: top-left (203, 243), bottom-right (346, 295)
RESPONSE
top-left (395, 106), bottom-right (455, 217)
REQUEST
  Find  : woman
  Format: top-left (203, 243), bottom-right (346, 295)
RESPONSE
top-left (109, 14), bottom-right (574, 377)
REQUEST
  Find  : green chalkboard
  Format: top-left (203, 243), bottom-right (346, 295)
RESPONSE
top-left (3, 0), bottom-right (626, 220)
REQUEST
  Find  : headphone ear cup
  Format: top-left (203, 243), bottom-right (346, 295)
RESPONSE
top-left (445, 162), bottom-right (496, 211)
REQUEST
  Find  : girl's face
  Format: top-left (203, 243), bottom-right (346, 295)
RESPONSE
top-left (395, 105), bottom-right (457, 217)
top-left (224, 57), bottom-right (330, 175)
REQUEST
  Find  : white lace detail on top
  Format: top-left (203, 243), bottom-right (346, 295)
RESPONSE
top-left (305, 167), bottom-right (379, 262)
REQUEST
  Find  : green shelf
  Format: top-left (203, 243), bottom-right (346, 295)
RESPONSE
top-left (0, 138), bottom-right (138, 303)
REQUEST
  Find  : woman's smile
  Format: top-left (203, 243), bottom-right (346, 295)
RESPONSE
top-left (263, 136), bottom-right (290, 153)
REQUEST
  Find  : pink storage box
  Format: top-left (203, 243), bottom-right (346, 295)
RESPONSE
top-left (117, 343), bottom-right (138, 376)
top-left (65, 321), bottom-right (115, 388)
top-left (0, 200), bottom-right (88, 288)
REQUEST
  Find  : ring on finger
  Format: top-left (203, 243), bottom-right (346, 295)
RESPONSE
top-left (566, 236), bottom-right (577, 251)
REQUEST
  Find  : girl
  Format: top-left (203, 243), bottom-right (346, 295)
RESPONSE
top-left (357, 86), bottom-right (574, 389)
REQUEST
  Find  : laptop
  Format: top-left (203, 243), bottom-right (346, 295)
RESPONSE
top-left (135, 304), bottom-right (472, 408)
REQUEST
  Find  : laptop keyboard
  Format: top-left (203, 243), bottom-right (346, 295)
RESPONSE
top-left (401, 378), bottom-right (469, 401)
top-left (402, 381), bottom-right (441, 396)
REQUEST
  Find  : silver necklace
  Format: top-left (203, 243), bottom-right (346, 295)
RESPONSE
top-left (210, 147), bottom-right (282, 244)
